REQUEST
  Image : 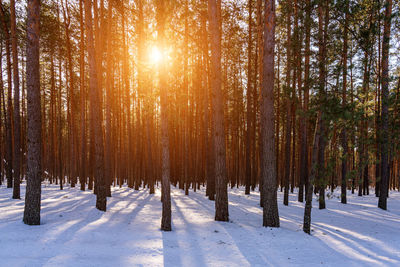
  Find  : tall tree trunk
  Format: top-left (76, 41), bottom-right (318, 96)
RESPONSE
top-left (0, 42), bottom-right (5, 186)
top-left (10, 0), bottom-right (21, 199)
top-left (299, 0), bottom-right (311, 202)
top-left (0, 2), bottom-right (14, 189)
top-left (303, 112), bottom-right (322, 234)
top-left (261, 0), bottom-right (279, 227)
top-left (201, 7), bottom-right (215, 200)
top-left (105, 0), bottom-right (113, 197)
top-left (245, 0), bottom-right (253, 195)
top-left (79, 0), bottom-right (86, 191)
top-left (84, 0), bottom-right (106, 211)
top-left (378, 0), bottom-right (392, 210)
top-left (23, 0), bottom-right (41, 226)
top-left (340, 0), bottom-right (349, 204)
top-left (317, 0), bottom-right (328, 210)
top-left (56, 3), bottom-right (63, 190)
top-left (375, 10), bottom-right (382, 197)
top-left (208, 0), bottom-right (229, 221)
top-left (283, 0), bottom-right (292, 206)
top-left (156, 0), bottom-right (172, 231)
top-left (62, 0), bottom-right (77, 188)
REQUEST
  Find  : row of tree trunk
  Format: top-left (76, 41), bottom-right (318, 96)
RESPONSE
top-left (0, 0), bottom-right (395, 232)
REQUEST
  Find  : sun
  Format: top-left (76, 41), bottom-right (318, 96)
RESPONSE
top-left (150, 46), bottom-right (162, 64)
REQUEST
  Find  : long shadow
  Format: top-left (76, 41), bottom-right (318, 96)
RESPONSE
top-left (187, 189), bottom-right (372, 266)
top-left (0, 197), bottom-right (22, 206)
top-left (162, 198), bottom-right (206, 267)
top-left (312, 222), bottom-right (400, 264)
top-left (219, 200), bottom-right (361, 266)
top-left (40, 187), bottom-right (139, 233)
top-left (184, 191), bottom-right (215, 215)
top-left (177, 194), bottom-right (268, 266)
top-left (311, 224), bottom-right (393, 265)
top-left (321, 208), bottom-right (399, 229)
top-left (112, 192), bottom-right (154, 226)
top-left (40, 188), bottom-right (155, 266)
top-left (194, 193), bottom-right (277, 265)
top-left (162, 228), bottom-right (182, 267)
top-left (208, 197), bottom-right (275, 266)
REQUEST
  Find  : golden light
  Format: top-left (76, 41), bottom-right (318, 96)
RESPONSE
top-left (150, 46), bottom-right (162, 64)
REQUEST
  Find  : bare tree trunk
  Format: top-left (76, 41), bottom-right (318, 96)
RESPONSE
top-left (79, 0), bottom-right (86, 191)
top-left (261, 0), bottom-right (279, 228)
top-left (156, 0), bottom-right (172, 231)
top-left (23, 0), bottom-right (41, 226)
top-left (378, 0), bottom-right (392, 210)
top-left (283, 0), bottom-right (292, 207)
top-left (299, 0), bottom-right (311, 203)
top-left (316, 0), bottom-right (328, 210)
top-left (105, 0), bottom-right (113, 197)
top-left (303, 112), bottom-right (321, 234)
top-left (62, 0), bottom-right (77, 188)
top-left (208, 0), bottom-right (229, 222)
top-left (10, 0), bottom-right (21, 199)
top-left (0, 42), bottom-right (5, 186)
top-left (340, 0), bottom-right (349, 204)
top-left (201, 8), bottom-right (215, 200)
top-left (84, 0), bottom-right (106, 211)
top-left (245, 0), bottom-right (253, 195)
top-left (56, 3), bottom-right (63, 190)
top-left (0, 2), bottom-right (14, 189)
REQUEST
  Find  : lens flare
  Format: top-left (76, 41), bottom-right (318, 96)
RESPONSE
top-left (150, 46), bottom-right (162, 64)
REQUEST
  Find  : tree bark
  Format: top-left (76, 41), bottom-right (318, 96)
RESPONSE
top-left (208, 0), bottom-right (229, 222)
top-left (156, 0), bottom-right (172, 231)
top-left (299, 0), bottom-right (311, 203)
top-left (23, 0), bottom-right (41, 226)
top-left (0, 2), bottom-right (14, 189)
top-left (378, 0), bottom-right (392, 210)
top-left (79, 0), bottom-right (86, 191)
top-left (316, 0), bottom-right (328, 210)
top-left (10, 0), bottom-right (21, 199)
top-left (261, 0), bottom-right (279, 227)
top-left (84, 0), bottom-right (106, 211)
top-left (245, 0), bottom-right (253, 195)
top-left (283, 0), bottom-right (292, 207)
top-left (0, 41), bottom-right (5, 186)
top-left (303, 112), bottom-right (322, 234)
top-left (104, 0), bottom-right (113, 197)
top-left (340, 0), bottom-right (349, 204)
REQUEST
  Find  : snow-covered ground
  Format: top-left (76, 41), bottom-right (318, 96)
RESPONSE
top-left (1, 182), bottom-right (399, 267)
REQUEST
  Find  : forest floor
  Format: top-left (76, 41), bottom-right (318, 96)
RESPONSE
top-left (1, 182), bottom-right (399, 267)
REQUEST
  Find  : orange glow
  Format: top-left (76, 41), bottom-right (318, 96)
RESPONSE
top-left (149, 46), bottom-right (162, 64)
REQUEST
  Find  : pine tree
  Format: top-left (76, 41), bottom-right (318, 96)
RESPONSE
top-left (84, 0), bottom-right (106, 211)
top-left (208, 0), bottom-right (229, 222)
top-left (378, 0), bottom-right (392, 210)
top-left (23, 0), bottom-right (41, 226)
top-left (261, 0), bottom-right (280, 228)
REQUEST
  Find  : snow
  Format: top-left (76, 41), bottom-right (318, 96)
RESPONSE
top-left (1, 182), bottom-right (400, 267)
